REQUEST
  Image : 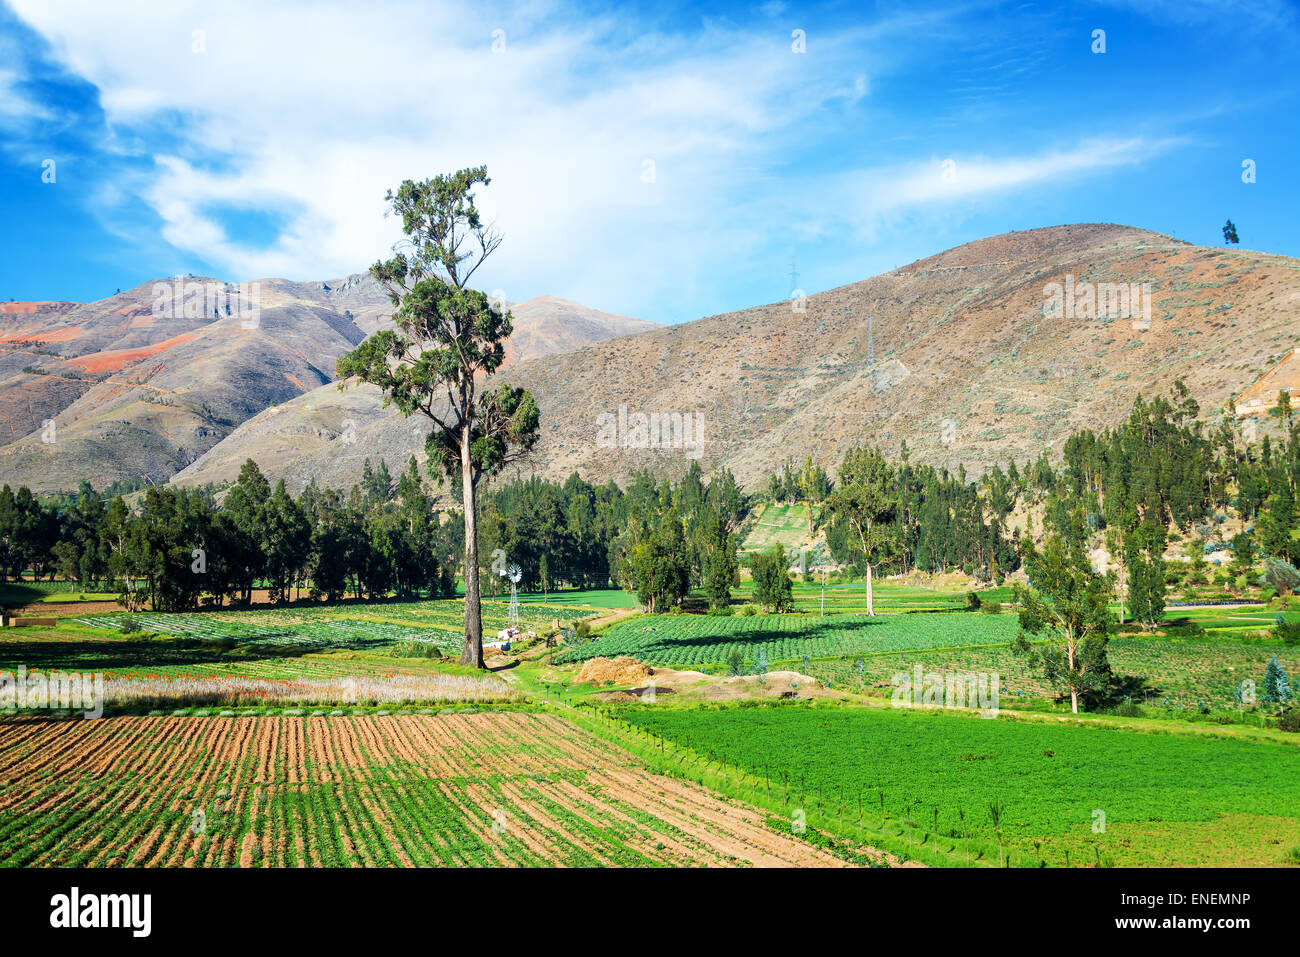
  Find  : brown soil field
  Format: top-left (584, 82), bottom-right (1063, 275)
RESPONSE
top-left (0, 712), bottom-right (852, 867)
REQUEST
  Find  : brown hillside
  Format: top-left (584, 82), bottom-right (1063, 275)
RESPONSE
top-left (167, 295), bottom-right (660, 491)
top-left (181, 223), bottom-right (1300, 497)
top-left (501, 223), bottom-right (1300, 489)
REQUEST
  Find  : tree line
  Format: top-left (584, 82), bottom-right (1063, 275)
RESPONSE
top-left (0, 457), bottom-right (463, 612)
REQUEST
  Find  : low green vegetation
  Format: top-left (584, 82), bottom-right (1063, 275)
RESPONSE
top-left (559, 610), bottom-right (1018, 668)
top-left (739, 501), bottom-right (817, 553)
top-left (623, 702), bottom-right (1300, 867)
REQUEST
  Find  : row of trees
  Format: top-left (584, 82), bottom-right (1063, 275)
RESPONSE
top-left (818, 445), bottom-right (1022, 615)
top-left (606, 465), bottom-right (745, 613)
top-left (0, 457), bottom-right (462, 612)
top-left (476, 462), bottom-right (745, 599)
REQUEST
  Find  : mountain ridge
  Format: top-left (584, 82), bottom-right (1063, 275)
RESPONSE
top-left (0, 274), bottom-right (658, 492)
top-left (168, 223), bottom-right (1299, 497)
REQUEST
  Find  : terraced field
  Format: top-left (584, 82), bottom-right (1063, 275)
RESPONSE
top-left (0, 713), bottom-right (849, 868)
top-left (562, 611), bottom-right (1019, 668)
top-left (739, 502), bottom-right (818, 553)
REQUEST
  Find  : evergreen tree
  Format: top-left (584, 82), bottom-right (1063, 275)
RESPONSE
top-left (1263, 655), bottom-right (1293, 706)
top-left (1125, 521), bottom-right (1166, 631)
top-left (749, 544), bottom-right (793, 613)
top-left (699, 507), bottom-right (739, 610)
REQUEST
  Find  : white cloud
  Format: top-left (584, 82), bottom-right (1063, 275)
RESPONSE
top-left (11, 0), bottom-right (862, 314)
top-left (3, 0), bottom-right (1195, 319)
top-left (864, 137), bottom-right (1182, 213)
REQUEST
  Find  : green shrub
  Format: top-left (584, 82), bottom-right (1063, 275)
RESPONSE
top-left (964, 591), bottom-right (982, 611)
top-left (981, 600), bottom-right (1003, 615)
top-left (391, 640), bottom-right (443, 659)
top-left (1278, 709), bottom-right (1300, 734)
top-left (1273, 614), bottom-right (1300, 647)
top-left (1112, 699), bottom-right (1144, 718)
top-left (119, 616), bottom-right (141, 634)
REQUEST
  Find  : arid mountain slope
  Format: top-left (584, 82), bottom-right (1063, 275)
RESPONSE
top-left (0, 276), bottom-right (657, 493)
top-left (505, 223), bottom-right (1299, 489)
top-left (167, 296), bottom-right (659, 491)
top-left (174, 223), bottom-right (1300, 497)
top-left (0, 277), bottom-right (370, 492)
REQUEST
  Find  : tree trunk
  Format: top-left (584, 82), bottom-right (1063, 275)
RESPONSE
top-left (1116, 551), bottom-right (1126, 625)
top-left (865, 562), bottom-right (875, 616)
top-left (1067, 632), bottom-right (1079, 714)
top-left (459, 426), bottom-right (485, 669)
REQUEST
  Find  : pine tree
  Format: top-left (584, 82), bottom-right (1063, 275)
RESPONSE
top-left (749, 544), bottom-right (793, 613)
top-left (1263, 655), bottom-right (1293, 706)
top-left (699, 507), bottom-right (738, 610)
top-left (1126, 521), bottom-right (1166, 631)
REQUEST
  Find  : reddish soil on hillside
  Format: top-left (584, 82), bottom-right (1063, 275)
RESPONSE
top-left (67, 331), bottom-right (202, 373)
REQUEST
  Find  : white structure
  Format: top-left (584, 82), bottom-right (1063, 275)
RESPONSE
top-left (502, 563), bottom-right (522, 632)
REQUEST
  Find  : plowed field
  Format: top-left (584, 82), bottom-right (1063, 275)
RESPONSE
top-left (0, 713), bottom-right (847, 868)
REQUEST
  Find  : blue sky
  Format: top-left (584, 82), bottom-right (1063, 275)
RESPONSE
top-left (0, 0), bottom-right (1296, 323)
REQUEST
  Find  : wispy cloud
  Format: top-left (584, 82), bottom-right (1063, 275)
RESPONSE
top-left (1, 0), bottom-right (1288, 317)
top-left (865, 137), bottom-right (1183, 211)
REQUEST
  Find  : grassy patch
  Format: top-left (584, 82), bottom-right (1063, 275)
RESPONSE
top-left (622, 702), bottom-right (1300, 867)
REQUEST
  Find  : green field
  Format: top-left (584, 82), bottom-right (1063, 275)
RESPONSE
top-left (560, 610), bottom-right (1019, 668)
top-left (0, 581), bottom-right (117, 605)
top-left (623, 702), bottom-right (1300, 867)
top-left (739, 502), bottom-right (818, 553)
top-left (70, 598), bottom-right (594, 652)
top-left (514, 588), bottom-right (639, 609)
top-left (0, 597), bottom-right (600, 692)
top-left (733, 579), bottom-right (1013, 615)
top-left (799, 634), bottom-right (1300, 712)
top-left (4, 578), bottom-right (1299, 868)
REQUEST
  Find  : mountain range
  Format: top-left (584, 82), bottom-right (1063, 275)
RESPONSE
top-left (0, 275), bottom-right (655, 493)
top-left (3, 223), bottom-right (1297, 497)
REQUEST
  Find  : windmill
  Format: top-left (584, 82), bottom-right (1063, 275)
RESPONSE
top-left (500, 563), bottom-right (522, 632)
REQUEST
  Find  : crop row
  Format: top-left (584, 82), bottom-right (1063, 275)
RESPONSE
top-left (73, 598), bottom-right (593, 652)
top-left (0, 714), bottom-right (845, 867)
top-left (74, 614), bottom-right (461, 652)
top-left (560, 612), bottom-right (1019, 667)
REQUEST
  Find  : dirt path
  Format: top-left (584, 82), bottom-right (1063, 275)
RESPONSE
top-left (585, 607), bottom-right (639, 630)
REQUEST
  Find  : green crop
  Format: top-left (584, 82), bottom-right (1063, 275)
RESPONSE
top-left (559, 612), bottom-right (1018, 668)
